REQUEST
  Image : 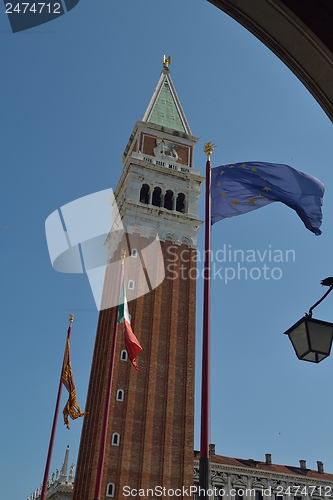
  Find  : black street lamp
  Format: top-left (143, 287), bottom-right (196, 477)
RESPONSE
top-left (284, 279), bottom-right (333, 363)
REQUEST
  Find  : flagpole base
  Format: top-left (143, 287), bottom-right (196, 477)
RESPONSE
top-left (199, 456), bottom-right (210, 500)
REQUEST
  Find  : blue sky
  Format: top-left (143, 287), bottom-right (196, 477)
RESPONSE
top-left (1, 1), bottom-right (333, 498)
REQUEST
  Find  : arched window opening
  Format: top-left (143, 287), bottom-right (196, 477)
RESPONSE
top-left (116, 389), bottom-right (124, 402)
top-left (164, 190), bottom-right (174, 210)
top-left (111, 433), bottom-right (120, 446)
top-left (120, 350), bottom-right (128, 361)
top-left (106, 483), bottom-right (115, 497)
top-left (176, 193), bottom-right (185, 213)
top-left (235, 490), bottom-right (244, 500)
top-left (140, 184), bottom-right (149, 204)
top-left (152, 187), bottom-right (161, 207)
top-left (128, 280), bottom-right (135, 290)
top-left (131, 248), bottom-right (138, 258)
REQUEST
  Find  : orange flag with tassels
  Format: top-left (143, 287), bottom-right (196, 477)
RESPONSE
top-left (61, 338), bottom-right (87, 429)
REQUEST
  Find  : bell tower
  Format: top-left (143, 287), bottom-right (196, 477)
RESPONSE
top-left (73, 57), bottom-right (204, 500)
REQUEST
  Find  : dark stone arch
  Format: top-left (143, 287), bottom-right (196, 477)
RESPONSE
top-left (209, 0), bottom-right (333, 122)
top-left (152, 187), bottom-right (162, 207)
top-left (140, 184), bottom-right (149, 204)
top-left (176, 193), bottom-right (185, 213)
top-left (164, 190), bottom-right (174, 210)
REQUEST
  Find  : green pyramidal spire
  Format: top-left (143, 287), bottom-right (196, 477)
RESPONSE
top-left (143, 56), bottom-right (192, 135)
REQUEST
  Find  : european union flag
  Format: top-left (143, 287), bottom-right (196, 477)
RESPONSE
top-left (211, 162), bottom-right (324, 235)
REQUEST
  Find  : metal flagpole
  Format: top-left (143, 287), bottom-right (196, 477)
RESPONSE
top-left (93, 251), bottom-right (126, 500)
top-left (40, 314), bottom-right (74, 500)
top-left (199, 142), bottom-right (214, 500)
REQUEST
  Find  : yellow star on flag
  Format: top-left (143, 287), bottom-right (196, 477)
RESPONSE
top-left (231, 199), bottom-right (239, 205)
top-left (221, 191), bottom-right (226, 197)
top-left (220, 170), bottom-right (225, 175)
top-left (251, 167), bottom-right (257, 172)
top-left (217, 181), bottom-right (221, 187)
top-left (258, 194), bottom-right (265, 198)
top-left (248, 198), bottom-right (256, 205)
top-left (229, 165), bottom-right (235, 169)
top-left (241, 163), bottom-right (246, 168)
top-left (263, 186), bottom-right (271, 191)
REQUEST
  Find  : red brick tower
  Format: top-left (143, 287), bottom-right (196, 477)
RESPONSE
top-left (73, 57), bottom-right (204, 500)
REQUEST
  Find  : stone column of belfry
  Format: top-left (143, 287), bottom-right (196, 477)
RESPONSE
top-left (73, 58), bottom-right (204, 500)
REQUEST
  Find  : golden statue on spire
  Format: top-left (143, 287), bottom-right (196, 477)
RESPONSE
top-left (204, 142), bottom-right (215, 159)
top-left (163, 55), bottom-right (171, 69)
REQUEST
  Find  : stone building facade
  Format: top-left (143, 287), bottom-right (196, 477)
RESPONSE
top-left (28, 446), bottom-right (74, 500)
top-left (194, 449), bottom-right (333, 500)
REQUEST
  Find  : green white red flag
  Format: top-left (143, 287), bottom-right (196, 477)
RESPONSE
top-left (118, 278), bottom-right (142, 371)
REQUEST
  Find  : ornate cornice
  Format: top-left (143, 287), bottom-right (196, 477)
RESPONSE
top-left (194, 460), bottom-right (333, 486)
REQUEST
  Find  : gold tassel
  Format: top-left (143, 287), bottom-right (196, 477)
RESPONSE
top-left (63, 390), bottom-right (87, 429)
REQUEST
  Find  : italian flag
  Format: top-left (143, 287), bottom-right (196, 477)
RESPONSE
top-left (118, 279), bottom-right (142, 371)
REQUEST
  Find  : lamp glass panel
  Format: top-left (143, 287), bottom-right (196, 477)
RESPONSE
top-left (302, 352), bottom-right (317, 362)
top-left (308, 322), bottom-right (333, 354)
top-left (288, 321), bottom-right (308, 357)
